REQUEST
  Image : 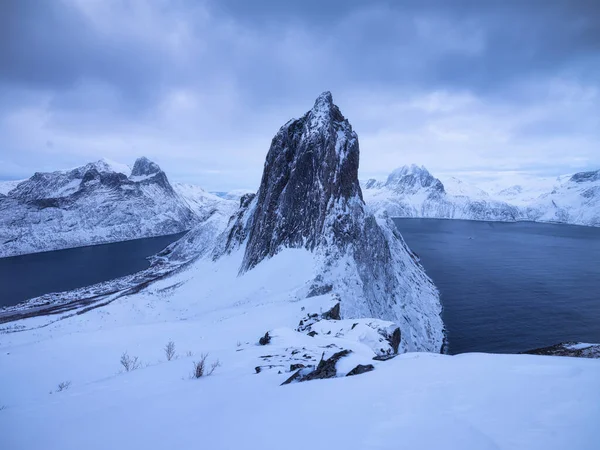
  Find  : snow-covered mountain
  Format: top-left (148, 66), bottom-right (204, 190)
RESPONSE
top-left (363, 165), bottom-right (600, 227)
top-left (363, 165), bottom-right (520, 222)
top-left (0, 157), bottom-right (233, 258)
top-left (521, 169), bottom-right (600, 227)
top-left (2, 94), bottom-right (599, 450)
top-left (161, 91), bottom-right (444, 352)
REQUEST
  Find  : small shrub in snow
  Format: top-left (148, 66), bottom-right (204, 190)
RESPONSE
top-left (164, 341), bottom-right (176, 361)
top-left (192, 353), bottom-right (220, 378)
top-left (120, 351), bottom-right (141, 372)
top-left (56, 381), bottom-right (71, 392)
top-left (186, 350), bottom-right (193, 357)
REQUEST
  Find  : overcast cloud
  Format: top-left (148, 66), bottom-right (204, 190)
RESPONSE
top-left (1, 0), bottom-right (599, 190)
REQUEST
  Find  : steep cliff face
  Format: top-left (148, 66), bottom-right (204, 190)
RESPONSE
top-left (236, 91), bottom-right (363, 271)
top-left (0, 158), bottom-right (208, 257)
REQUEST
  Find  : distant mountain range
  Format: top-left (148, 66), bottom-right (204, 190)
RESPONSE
top-left (362, 165), bottom-right (600, 227)
top-left (1, 158), bottom-right (597, 259)
top-left (0, 157), bottom-right (235, 258)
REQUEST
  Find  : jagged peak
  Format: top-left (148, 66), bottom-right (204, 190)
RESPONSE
top-left (304, 91), bottom-right (346, 130)
top-left (386, 164), bottom-right (431, 182)
top-left (131, 157), bottom-right (162, 177)
top-left (312, 91), bottom-right (333, 111)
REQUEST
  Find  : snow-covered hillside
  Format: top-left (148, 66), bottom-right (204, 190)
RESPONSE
top-left (363, 166), bottom-right (600, 227)
top-left (363, 165), bottom-right (520, 222)
top-left (521, 170), bottom-right (600, 227)
top-left (0, 157), bottom-right (233, 258)
top-left (173, 182), bottom-right (237, 221)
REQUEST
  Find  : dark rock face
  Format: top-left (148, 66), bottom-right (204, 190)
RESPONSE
top-left (322, 302), bottom-right (341, 321)
top-left (131, 157), bottom-right (161, 177)
top-left (236, 92), bottom-right (362, 272)
top-left (385, 327), bottom-right (401, 354)
top-left (522, 342), bottom-right (600, 358)
top-left (346, 364), bottom-right (374, 376)
top-left (570, 170), bottom-right (600, 184)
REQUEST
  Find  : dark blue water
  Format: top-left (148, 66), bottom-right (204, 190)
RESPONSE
top-left (394, 219), bottom-right (600, 355)
top-left (0, 233), bottom-right (186, 308)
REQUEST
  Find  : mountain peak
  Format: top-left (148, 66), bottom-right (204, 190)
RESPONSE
top-left (312, 91), bottom-right (333, 109)
top-left (384, 164), bottom-right (445, 194)
top-left (236, 92), bottom-right (360, 272)
top-left (131, 157), bottom-right (161, 177)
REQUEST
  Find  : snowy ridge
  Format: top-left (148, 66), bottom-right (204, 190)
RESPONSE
top-left (522, 170), bottom-right (600, 226)
top-left (363, 165), bottom-right (520, 222)
top-left (0, 158), bottom-right (234, 258)
top-left (363, 166), bottom-right (600, 227)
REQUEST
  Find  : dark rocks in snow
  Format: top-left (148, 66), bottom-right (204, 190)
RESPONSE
top-left (297, 302), bottom-right (341, 332)
top-left (307, 331), bottom-right (318, 337)
top-left (290, 363), bottom-right (306, 371)
top-left (281, 349), bottom-right (352, 385)
top-left (259, 332), bottom-right (271, 346)
top-left (386, 327), bottom-right (401, 354)
top-left (373, 354), bottom-right (397, 361)
top-left (522, 342), bottom-right (600, 359)
top-left (322, 302), bottom-right (341, 321)
top-left (303, 350), bottom-right (351, 381)
top-left (346, 364), bottom-right (374, 376)
top-left (570, 170), bottom-right (600, 184)
top-left (281, 370), bottom-right (302, 385)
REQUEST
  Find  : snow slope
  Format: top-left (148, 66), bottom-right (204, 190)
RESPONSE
top-left (173, 182), bottom-right (237, 221)
top-left (1, 255), bottom-right (599, 449)
top-left (521, 170), bottom-right (600, 227)
top-left (0, 158), bottom-right (233, 258)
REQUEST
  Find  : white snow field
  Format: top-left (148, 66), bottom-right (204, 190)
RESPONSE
top-left (2, 247), bottom-right (600, 450)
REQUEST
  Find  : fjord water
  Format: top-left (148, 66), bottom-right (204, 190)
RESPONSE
top-left (394, 219), bottom-right (600, 354)
top-left (0, 232), bottom-right (186, 307)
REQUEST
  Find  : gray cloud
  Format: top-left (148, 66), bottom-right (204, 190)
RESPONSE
top-left (1, 0), bottom-right (599, 190)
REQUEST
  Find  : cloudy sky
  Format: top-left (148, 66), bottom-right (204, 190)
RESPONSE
top-left (2, 0), bottom-right (599, 191)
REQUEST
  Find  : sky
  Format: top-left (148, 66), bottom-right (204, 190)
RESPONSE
top-left (1, 0), bottom-right (599, 191)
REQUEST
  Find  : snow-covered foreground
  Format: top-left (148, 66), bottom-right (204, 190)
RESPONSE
top-left (2, 248), bottom-right (599, 450)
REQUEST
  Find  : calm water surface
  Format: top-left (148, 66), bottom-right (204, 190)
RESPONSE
top-left (0, 232), bottom-right (186, 308)
top-left (394, 219), bottom-right (600, 354)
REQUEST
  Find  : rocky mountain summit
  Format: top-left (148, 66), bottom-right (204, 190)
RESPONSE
top-left (163, 92), bottom-right (444, 353)
top-left (0, 157), bottom-right (232, 257)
